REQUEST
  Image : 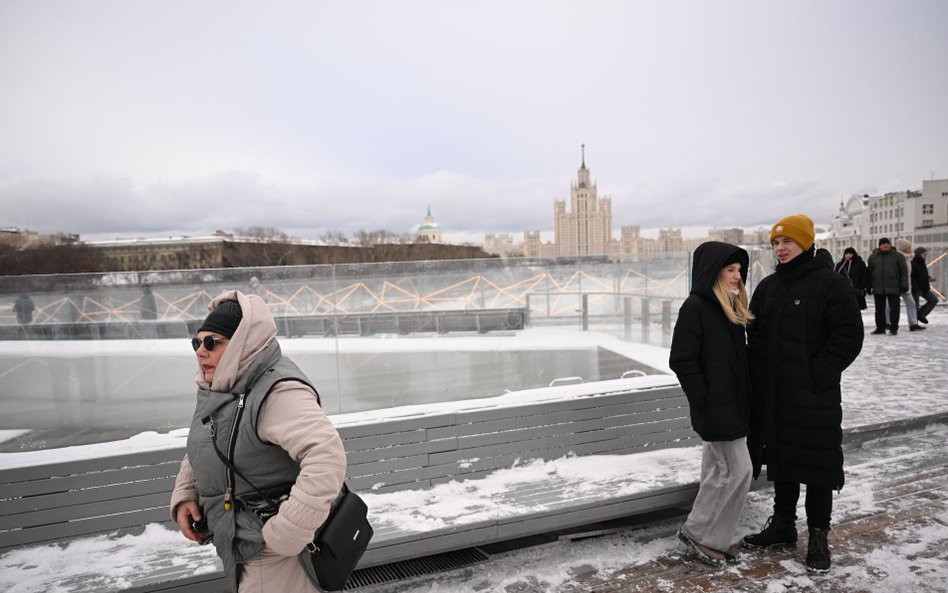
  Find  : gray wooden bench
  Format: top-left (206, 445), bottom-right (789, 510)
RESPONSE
top-left (0, 376), bottom-right (699, 592)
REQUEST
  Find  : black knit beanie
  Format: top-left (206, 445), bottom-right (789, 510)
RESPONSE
top-left (198, 299), bottom-right (242, 339)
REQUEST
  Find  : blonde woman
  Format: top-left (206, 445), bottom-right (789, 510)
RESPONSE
top-left (670, 241), bottom-right (754, 566)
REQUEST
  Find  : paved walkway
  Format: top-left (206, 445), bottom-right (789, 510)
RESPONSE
top-left (358, 422), bottom-right (948, 593)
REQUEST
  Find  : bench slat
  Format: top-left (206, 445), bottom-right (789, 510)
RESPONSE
top-left (1, 477), bottom-right (176, 520)
top-left (336, 412), bottom-right (457, 440)
top-left (0, 461), bottom-right (180, 501)
top-left (426, 394), bottom-right (688, 440)
top-left (447, 386), bottom-right (683, 425)
top-left (342, 428), bottom-right (429, 453)
top-left (451, 407), bottom-right (691, 451)
top-left (0, 506), bottom-right (172, 550)
top-left (346, 436), bottom-right (458, 467)
top-left (1, 490), bottom-right (172, 530)
top-left (0, 448), bottom-right (186, 485)
top-left (431, 424), bottom-right (698, 480)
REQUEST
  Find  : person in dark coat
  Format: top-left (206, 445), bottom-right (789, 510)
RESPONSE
top-left (742, 214), bottom-right (864, 575)
top-left (13, 294), bottom-right (36, 324)
top-left (911, 247), bottom-right (939, 324)
top-left (834, 247), bottom-right (868, 310)
top-left (140, 285), bottom-right (158, 320)
top-left (670, 242), bottom-right (754, 566)
top-left (866, 237), bottom-right (908, 334)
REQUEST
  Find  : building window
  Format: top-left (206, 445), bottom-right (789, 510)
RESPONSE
top-left (922, 219), bottom-right (934, 227)
top-left (923, 204), bottom-right (934, 214)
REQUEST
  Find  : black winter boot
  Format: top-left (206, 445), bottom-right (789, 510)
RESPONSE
top-left (742, 513), bottom-right (798, 549)
top-left (805, 527), bottom-right (831, 574)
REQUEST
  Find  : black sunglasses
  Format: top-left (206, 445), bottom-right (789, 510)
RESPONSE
top-left (191, 335), bottom-right (228, 352)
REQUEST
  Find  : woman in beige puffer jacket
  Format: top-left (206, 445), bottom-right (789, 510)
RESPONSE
top-left (170, 290), bottom-right (347, 592)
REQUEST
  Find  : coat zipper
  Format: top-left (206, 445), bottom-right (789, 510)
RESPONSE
top-left (222, 393), bottom-right (247, 511)
top-left (202, 393), bottom-right (247, 512)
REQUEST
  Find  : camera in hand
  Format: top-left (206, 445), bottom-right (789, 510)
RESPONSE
top-left (192, 517), bottom-right (213, 545)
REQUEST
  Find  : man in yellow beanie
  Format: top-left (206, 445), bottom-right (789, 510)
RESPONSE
top-left (768, 214), bottom-right (815, 256)
top-left (742, 214), bottom-right (864, 574)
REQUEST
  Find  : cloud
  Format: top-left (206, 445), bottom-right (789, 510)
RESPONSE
top-left (1, 2), bottom-right (946, 245)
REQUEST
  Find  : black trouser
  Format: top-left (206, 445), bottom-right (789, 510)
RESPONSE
top-left (874, 293), bottom-right (900, 331)
top-left (773, 481), bottom-right (833, 529)
top-left (914, 290), bottom-right (939, 321)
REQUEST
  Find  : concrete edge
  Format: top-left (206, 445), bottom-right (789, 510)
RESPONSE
top-left (843, 410), bottom-right (948, 447)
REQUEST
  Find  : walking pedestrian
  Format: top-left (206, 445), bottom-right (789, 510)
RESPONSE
top-left (170, 291), bottom-right (347, 592)
top-left (670, 241), bottom-right (754, 567)
top-left (896, 239), bottom-right (924, 331)
top-left (248, 276), bottom-right (268, 301)
top-left (743, 214), bottom-right (864, 574)
top-left (911, 247), bottom-right (939, 325)
top-left (13, 293), bottom-right (36, 324)
top-left (866, 238), bottom-right (908, 335)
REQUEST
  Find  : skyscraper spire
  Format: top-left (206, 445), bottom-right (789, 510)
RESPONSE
top-left (581, 143), bottom-right (586, 169)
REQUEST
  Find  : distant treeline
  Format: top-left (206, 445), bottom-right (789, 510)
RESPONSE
top-left (0, 241), bottom-right (494, 276)
top-left (220, 241), bottom-right (492, 267)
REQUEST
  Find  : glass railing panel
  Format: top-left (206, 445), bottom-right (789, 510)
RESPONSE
top-left (0, 251), bottom-right (780, 451)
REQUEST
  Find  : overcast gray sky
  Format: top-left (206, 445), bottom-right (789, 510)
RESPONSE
top-left (2, 0), bottom-right (946, 243)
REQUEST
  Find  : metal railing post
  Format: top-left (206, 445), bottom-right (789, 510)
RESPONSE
top-left (641, 297), bottom-right (650, 343)
top-left (582, 294), bottom-right (589, 331)
top-left (623, 296), bottom-right (632, 341)
top-left (662, 299), bottom-right (672, 334)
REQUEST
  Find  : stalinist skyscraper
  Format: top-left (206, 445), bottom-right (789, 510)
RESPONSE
top-left (553, 145), bottom-right (613, 256)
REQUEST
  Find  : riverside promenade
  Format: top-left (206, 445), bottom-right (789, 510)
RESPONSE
top-left (0, 308), bottom-right (945, 593)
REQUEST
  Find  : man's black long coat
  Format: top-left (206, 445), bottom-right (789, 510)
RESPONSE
top-left (747, 249), bottom-right (864, 489)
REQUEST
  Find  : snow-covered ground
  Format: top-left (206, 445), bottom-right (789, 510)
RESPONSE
top-left (352, 423), bottom-right (948, 593)
top-left (0, 308), bottom-right (946, 592)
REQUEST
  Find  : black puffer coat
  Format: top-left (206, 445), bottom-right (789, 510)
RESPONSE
top-left (747, 247), bottom-right (864, 489)
top-left (669, 241), bottom-right (751, 442)
top-left (867, 248), bottom-right (907, 295)
top-left (911, 254), bottom-right (931, 293)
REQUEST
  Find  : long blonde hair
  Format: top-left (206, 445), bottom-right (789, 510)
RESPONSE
top-left (713, 274), bottom-right (754, 327)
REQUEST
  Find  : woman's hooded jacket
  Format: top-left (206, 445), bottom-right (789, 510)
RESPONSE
top-left (834, 252), bottom-right (868, 290)
top-left (747, 247), bottom-right (863, 489)
top-left (170, 290), bottom-right (346, 592)
top-left (669, 241), bottom-right (751, 442)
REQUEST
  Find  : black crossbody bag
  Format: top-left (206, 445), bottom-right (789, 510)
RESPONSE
top-left (305, 483), bottom-right (373, 591)
top-left (227, 462), bottom-right (373, 591)
top-left (211, 396), bottom-right (373, 591)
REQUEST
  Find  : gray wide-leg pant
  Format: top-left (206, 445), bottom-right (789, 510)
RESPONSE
top-left (682, 437), bottom-right (753, 551)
